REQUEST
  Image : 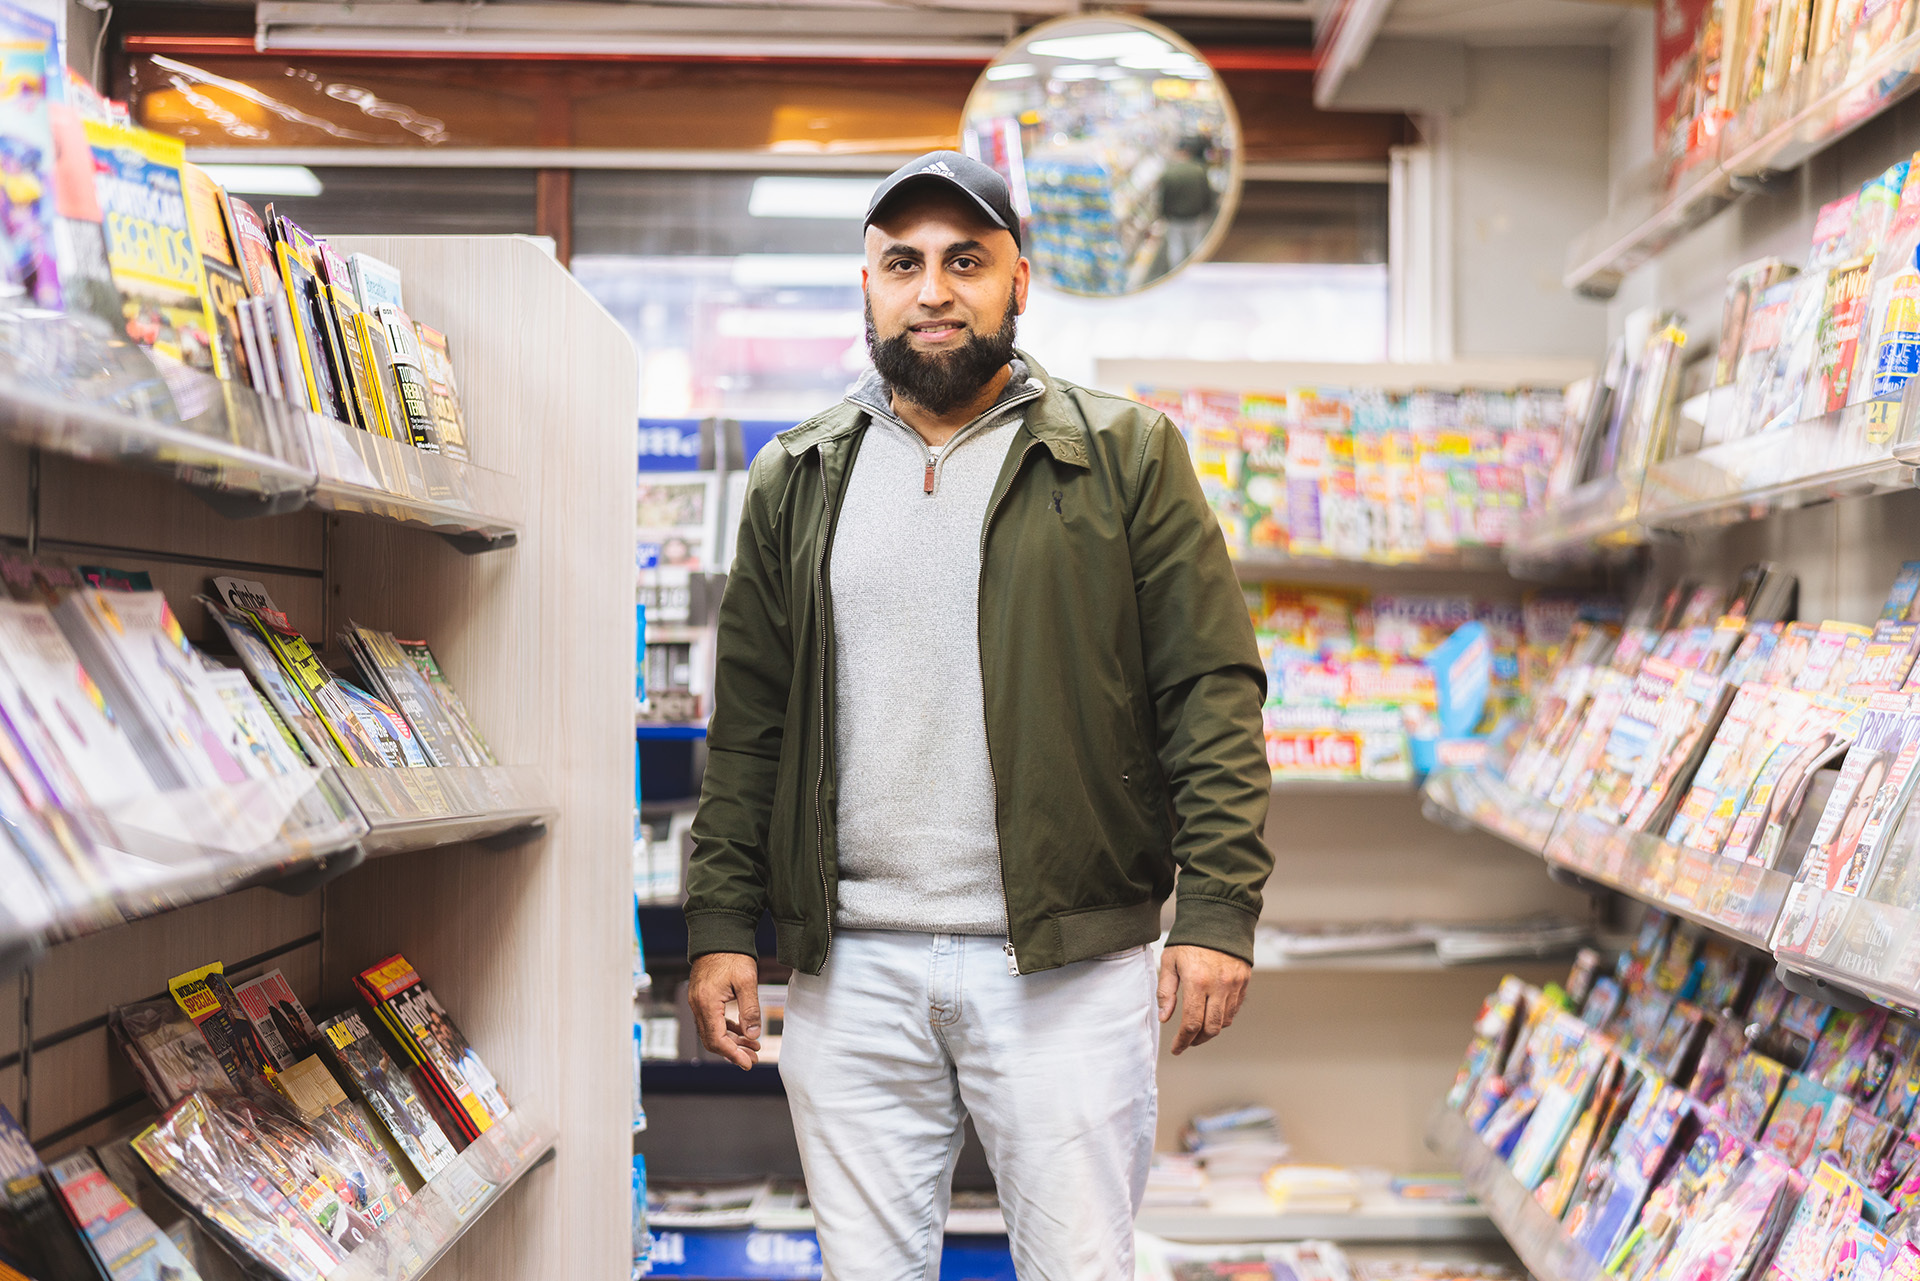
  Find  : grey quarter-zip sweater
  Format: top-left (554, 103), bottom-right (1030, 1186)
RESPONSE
top-left (829, 359), bottom-right (1044, 935)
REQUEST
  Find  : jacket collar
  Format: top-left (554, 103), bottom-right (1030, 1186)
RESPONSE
top-left (779, 348), bottom-right (1089, 469)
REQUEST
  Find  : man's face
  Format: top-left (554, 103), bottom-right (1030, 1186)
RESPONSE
top-left (862, 187), bottom-right (1030, 413)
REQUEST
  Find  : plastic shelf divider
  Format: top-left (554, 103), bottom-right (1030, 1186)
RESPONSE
top-left (1426, 1107), bottom-right (1603, 1281)
top-left (319, 1109), bottom-right (554, 1281)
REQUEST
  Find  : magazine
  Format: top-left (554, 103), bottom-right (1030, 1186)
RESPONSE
top-left (315, 1008), bottom-right (459, 1181)
top-left (45, 1149), bottom-right (206, 1281)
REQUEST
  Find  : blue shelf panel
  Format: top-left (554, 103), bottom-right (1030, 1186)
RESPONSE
top-left (643, 1229), bottom-right (1013, 1279)
top-left (638, 724), bottom-right (709, 741)
top-left (641, 1061), bottom-right (786, 1096)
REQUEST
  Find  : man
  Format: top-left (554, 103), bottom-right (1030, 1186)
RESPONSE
top-left (685, 150), bottom-right (1272, 1279)
top-left (1159, 135), bottom-right (1218, 270)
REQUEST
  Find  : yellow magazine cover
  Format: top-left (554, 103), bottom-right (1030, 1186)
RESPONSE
top-left (329, 285), bottom-right (391, 441)
top-left (275, 239), bottom-right (352, 424)
top-left (82, 118), bottom-right (216, 369)
top-left (414, 322), bottom-right (471, 463)
top-left (353, 308), bottom-right (409, 441)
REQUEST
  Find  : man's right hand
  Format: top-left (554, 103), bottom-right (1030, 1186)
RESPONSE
top-left (689, 952), bottom-right (762, 1070)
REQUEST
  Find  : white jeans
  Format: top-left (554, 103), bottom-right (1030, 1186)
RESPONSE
top-left (781, 930), bottom-right (1160, 1280)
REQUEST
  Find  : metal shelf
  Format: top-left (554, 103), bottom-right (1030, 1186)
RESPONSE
top-left (1638, 398), bottom-right (1917, 531)
top-left (1427, 1107), bottom-right (1604, 1281)
top-left (4, 765), bottom-right (554, 979)
top-left (313, 1110), bottom-right (554, 1281)
top-left (339, 764), bottom-right (554, 857)
top-left (1135, 1195), bottom-right (1497, 1245)
top-left (1564, 24), bottom-right (1920, 297)
top-left (1233, 547), bottom-right (1510, 581)
top-left (0, 312), bottom-right (522, 550)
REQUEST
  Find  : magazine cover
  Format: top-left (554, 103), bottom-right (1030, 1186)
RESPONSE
top-left (1763, 1157), bottom-right (1866, 1281)
top-left (1804, 254), bottom-right (1876, 417)
top-left (348, 252), bottom-right (402, 312)
top-left (1508, 1012), bottom-right (1605, 1186)
top-left (1676, 685), bottom-right (1791, 853)
top-left (0, 11), bottom-right (61, 311)
top-left (51, 588), bottom-right (246, 792)
top-left (1605, 1120), bottom-right (1746, 1281)
top-left (0, 1101), bottom-right (101, 1281)
top-left (1795, 695), bottom-right (1920, 898)
top-left (206, 578), bottom-right (381, 767)
top-left (395, 640), bottom-right (494, 766)
top-left (0, 598), bottom-right (155, 808)
top-left (315, 1008), bottom-right (459, 1181)
top-left (82, 119), bottom-right (216, 369)
top-left (375, 305), bottom-right (443, 452)
top-left (413, 322), bottom-right (471, 462)
top-left (1759, 1074), bottom-right (1844, 1170)
top-left (231, 970), bottom-right (321, 1071)
top-left (1567, 1075), bottom-right (1688, 1262)
top-left (1722, 695), bottom-right (1858, 866)
top-left (356, 954), bottom-right (510, 1141)
top-left (45, 1149), bottom-right (205, 1281)
top-left (1720, 1052), bottom-right (1790, 1140)
top-left (130, 1094), bottom-right (345, 1281)
top-left (1651, 1149), bottom-right (1797, 1281)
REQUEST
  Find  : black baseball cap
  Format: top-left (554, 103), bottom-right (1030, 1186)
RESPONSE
top-left (864, 150), bottom-right (1022, 250)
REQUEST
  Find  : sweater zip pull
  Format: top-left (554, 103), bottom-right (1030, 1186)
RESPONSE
top-left (924, 459), bottom-right (935, 495)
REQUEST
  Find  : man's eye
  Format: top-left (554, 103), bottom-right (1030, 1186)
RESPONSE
top-left (952, 257), bottom-right (977, 270)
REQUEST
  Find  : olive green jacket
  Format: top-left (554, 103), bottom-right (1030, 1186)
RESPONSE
top-left (684, 352), bottom-right (1272, 975)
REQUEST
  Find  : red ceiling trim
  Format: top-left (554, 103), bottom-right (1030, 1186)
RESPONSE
top-left (123, 32), bottom-right (1317, 71)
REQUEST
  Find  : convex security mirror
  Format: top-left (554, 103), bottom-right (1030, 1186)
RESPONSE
top-left (962, 13), bottom-right (1242, 297)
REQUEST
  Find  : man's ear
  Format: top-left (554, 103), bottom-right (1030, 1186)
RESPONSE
top-left (1013, 256), bottom-right (1031, 315)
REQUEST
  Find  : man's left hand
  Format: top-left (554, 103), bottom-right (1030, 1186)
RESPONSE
top-left (1157, 945), bottom-right (1252, 1055)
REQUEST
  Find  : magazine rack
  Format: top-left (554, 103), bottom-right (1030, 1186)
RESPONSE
top-left (338, 764), bottom-right (555, 855)
top-left (1719, 25), bottom-right (1920, 180)
top-left (326, 1110), bottom-right (556, 1281)
top-left (1544, 810), bottom-right (1793, 951)
top-left (1425, 1107), bottom-right (1602, 1281)
top-left (1506, 474), bottom-right (1644, 568)
top-left (0, 313), bottom-right (314, 515)
top-left (1420, 765), bottom-right (1560, 855)
top-left (0, 769), bottom-right (365, 962)
top-left (0, 235), bottom-right (636, 1281)
top-left (1566, 23), bottom-right (1920, 295)
top-left (1771, 886), bottom-right (1920, 1014)
top-left (0, 312), bottom-right (525, 549)
top-left (1639, 398), bottom-right (1917, 528)
top-left (304, 416), bottom-right (521, 552)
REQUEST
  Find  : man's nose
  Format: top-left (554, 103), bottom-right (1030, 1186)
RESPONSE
top-left (917, 266), bottom-right (953, 309)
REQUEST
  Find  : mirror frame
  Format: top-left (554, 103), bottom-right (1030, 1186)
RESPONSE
top-left (962, 11), bottom-right (1246, 298)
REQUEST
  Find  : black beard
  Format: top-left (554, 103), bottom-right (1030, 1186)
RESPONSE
top-left (865, 293), bottom-right (1019, 416)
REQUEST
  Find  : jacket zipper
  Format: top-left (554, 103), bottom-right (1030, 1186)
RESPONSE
top-left (980, 437), bottom-right (1044, 976)
top-left (849, 385), bottom-right (1041, 498)
top-left (813, 454), bottom-right (836, 968)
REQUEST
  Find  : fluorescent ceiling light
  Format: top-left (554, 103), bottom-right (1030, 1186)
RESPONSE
top-left (1025, 30), bottom-right (1169, 60)
top-left (715, 308), bottom-right (864, 340)
top-left (1118, 51), bottom-right (1202, 70)
top-left (986, 62), bottom-right (1036, 80)
top-left (1051, 63), bottom-right (1101, 80)
top-left (730, 254), bottom-right (864, 288)
top-left (198, 163), bottom-right (323, 196)
top-left (747, 176), bottom-right (880, 219)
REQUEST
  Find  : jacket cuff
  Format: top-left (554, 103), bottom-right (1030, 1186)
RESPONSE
top-left (1166, 895), bottom-right (1258, 965)
top-left (685, 909), bottom-right (762, 962)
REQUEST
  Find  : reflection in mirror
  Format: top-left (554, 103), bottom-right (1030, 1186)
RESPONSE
top-left (963, 15), bottom-right (1241, 297)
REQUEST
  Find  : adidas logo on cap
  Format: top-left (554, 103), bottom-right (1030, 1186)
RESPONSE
top-left (920, 161), bottom-right (958, 178)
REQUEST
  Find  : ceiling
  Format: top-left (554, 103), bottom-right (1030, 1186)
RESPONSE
top-left (1378, 0), bottom-right (1637, 45)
